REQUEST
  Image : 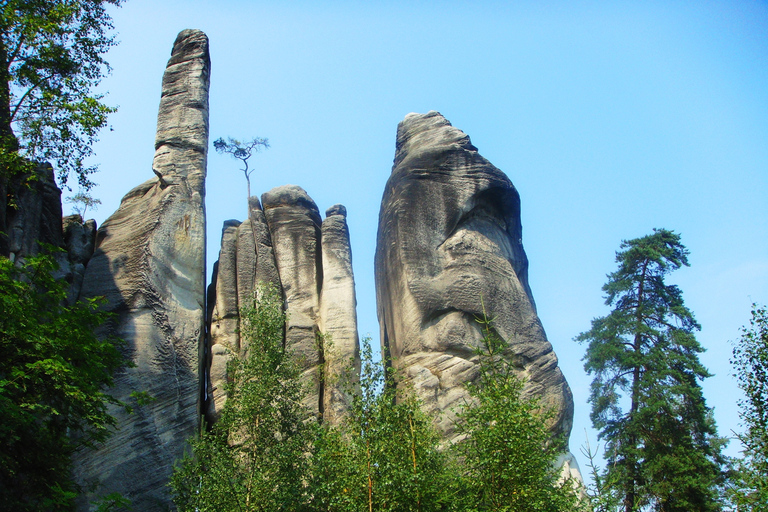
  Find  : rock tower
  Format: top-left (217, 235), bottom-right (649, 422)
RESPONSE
top-left (72, 29), bottom-right (210, 510)
top-left (375, 111), bottom-right (580, 478)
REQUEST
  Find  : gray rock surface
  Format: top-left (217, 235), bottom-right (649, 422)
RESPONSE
top-left (319, 204), bottom-right (360, 424)
top-left (206, 191), bottom-right (360, 425)
top-left (6, 164), bottom-right (63, 261)
top-left (206, 221), bottom-right (241, 421)
top-left (204, 196), bottom-right (284, 422)
top-left (72, 29), bottom-right (210, 511)
top-left (375, 112), bottom-right (576, 462)
top-left (262, 185), bottom-right (324, 416)
top-left (62, 215), bottom-right (97, 302)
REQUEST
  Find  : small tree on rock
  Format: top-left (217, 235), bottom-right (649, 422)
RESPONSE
top-left (213, 136), bottom-right (269, 199)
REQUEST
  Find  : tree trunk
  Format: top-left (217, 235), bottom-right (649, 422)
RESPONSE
top-left (0, 35), bottom-right (16, 257)
top-left (625, 260), bottom-right (649, 512)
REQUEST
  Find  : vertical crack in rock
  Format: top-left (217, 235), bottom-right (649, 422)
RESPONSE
top-left (72, 29), bottom-right (210, 511)
top-left (208, 187), bottom-right (361, 426)
top-left (375, 111), bottom-right (582, 480)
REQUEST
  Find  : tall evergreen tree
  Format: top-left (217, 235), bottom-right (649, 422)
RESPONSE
top-left (576, 229), bottom-right (724, 512)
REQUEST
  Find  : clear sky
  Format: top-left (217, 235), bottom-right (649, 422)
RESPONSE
top-left (80, 0), bottom-right (768, 471)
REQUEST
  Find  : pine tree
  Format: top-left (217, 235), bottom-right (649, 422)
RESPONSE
top-left (576, 228), bottom-right (724, 512)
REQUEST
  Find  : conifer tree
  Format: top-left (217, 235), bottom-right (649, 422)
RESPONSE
top-left (576, 229), bottom-right (724, 512)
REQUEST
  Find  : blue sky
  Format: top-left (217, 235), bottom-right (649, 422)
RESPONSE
top-left (82, 0), bottom-right (768, 469)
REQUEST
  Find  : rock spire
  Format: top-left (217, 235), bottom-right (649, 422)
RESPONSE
top-left (375, 111), bottom-right (580, 479)
top-left (72, 29), bottom-right (210, 510)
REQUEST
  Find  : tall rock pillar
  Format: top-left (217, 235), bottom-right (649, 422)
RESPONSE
top-left (73, 30), bottom-right (210, 510)
top-left (318, 204), bottom-right (360, 424)
top-left (375, 112), bottom-right (579, 477)
top-left (262, 185), bottom-right (324, 416)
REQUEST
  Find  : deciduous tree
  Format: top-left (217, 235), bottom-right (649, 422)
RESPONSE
top-left (576, 228), bottom-right (725, 512)
top-left (0, 0), bottom-right (122, 189)
top-left (312, 338), bottom-right (454, 512)
top-left (729, 304), bottom-right (768, 510)
top-left (455, 309), bottom-right (583, 512)
top-left (170, 284), bottom-right (315, 511)
top-left (0, 250), bottom-right (124, 510)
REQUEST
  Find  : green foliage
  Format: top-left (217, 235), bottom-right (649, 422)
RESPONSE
top-left (312, 337), bottom-right (455, 512)
top-left (173, 290), bottom-right (584, 511)
top-left (0, 249), bottom-right (124, 510)
top-left (171, 284), bottom-right (315, 511)
top-left (454, 309), bottom-right (583, 512)
top-left (728, 304), bottom-right (768, 510)
top-left (1, 0), bottom-right (122, 189)
top-left (576, 229), bottom-right (725, 511)
top-left (213, 136), bottom-right (269, 198)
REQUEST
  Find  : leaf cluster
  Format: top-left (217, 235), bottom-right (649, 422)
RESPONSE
top-left (728, 304), bottom-right (768, 510)
top-left (455, 310), bottom-right (584, 512)
top-left (173, 289), bottom-right (583, 511)
top-left (0, 249), bottom-right (124, 510)
top-left (1, 0), bottom-right (122, 189)
top-left (171, 284), bottom-right (315, 511)
top-left (312, 338), bottom-right (456, 512)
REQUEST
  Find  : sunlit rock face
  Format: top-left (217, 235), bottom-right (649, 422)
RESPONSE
top-left (206, 188), bottom-right (360, 425)
top-left (205, 196), bottom-right (282, 423)
top-left (73, 29), bottom-right (210, 511)
top-left (375, 112), bottom-right (577, 461)
top-left (318, 204), bottom-right (360, 425)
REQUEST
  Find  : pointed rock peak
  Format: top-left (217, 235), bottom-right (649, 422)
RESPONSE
top-left (262, 185), bottom-right (320, 214)
top-left (153, 29), bottom-right (210, 185)
top-left (169, 29), bottom-right (209, 65)
top-left (326, 204), bottom-right (347, 218)
top-left (394, 111), bottom-right (477, 170)
top-left (222, 219), bottom-right (242, 231)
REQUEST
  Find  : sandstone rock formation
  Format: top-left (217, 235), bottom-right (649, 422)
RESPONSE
top-left (3, 164), bottom-right (96, 301)
top-left (72, 29), bottom-right (210, 511)
top-left (5, 164), bottom-right (64, 261)
top-left (207, 187), bottom-right (360, 424)
top-left (205, 196), bottom-right (282, 422)
top-left (375, 112), bottom-right (577, 467)
top-left (318, 204), bottom-right (360, 424)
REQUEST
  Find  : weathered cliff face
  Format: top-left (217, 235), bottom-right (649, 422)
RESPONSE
top-left (318, 204), bottom-right (360, 425)
top-left (375, 112), bottom-right (578, 470)
top-left (206, 187), bottom-right (360, 424)
top-left (206, 196), bottom-right (282, 422)
top-left (5, 165), bottom-right (64, 261)
top-left (72, 29), bottom-right (210, 511)
top-left (3, 164), bottom-right (96, 301)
